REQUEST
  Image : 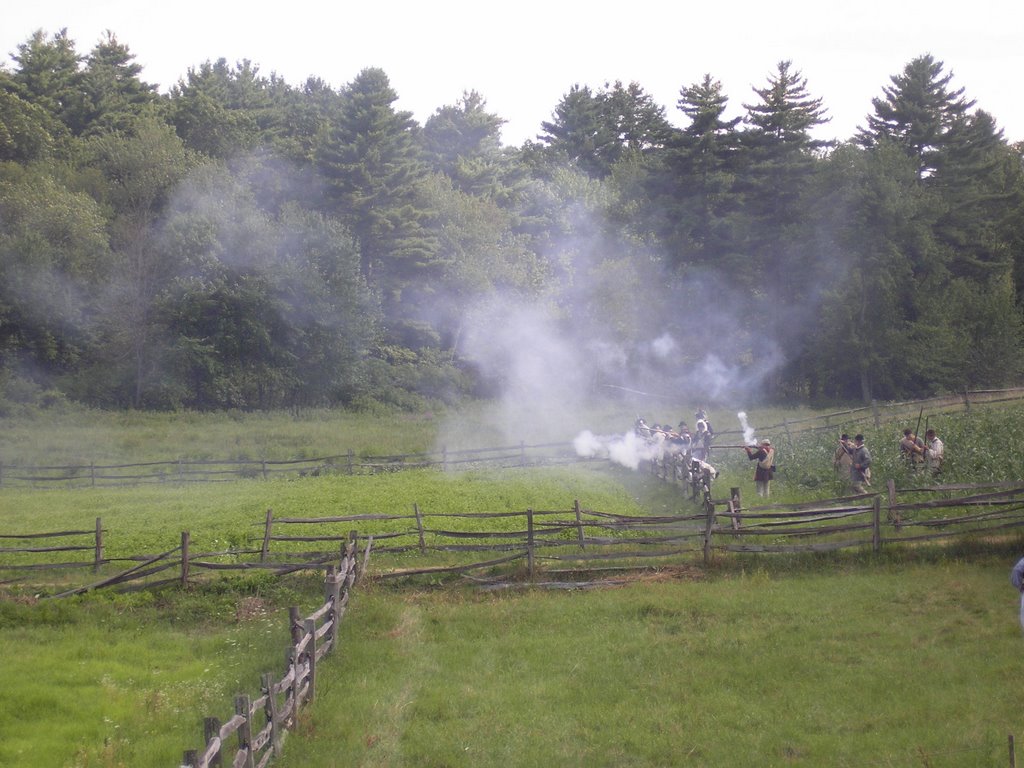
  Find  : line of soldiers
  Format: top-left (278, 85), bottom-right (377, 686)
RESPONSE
top-left (634, 410), bottom-right (715, 462)
top-left (634, 411), bottom-right (717, 498)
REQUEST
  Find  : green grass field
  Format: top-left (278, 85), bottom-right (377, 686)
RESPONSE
top-left (276, 556), bottom-right (1024, 767)
top-left (3, 401), bottom-right (1024, 767)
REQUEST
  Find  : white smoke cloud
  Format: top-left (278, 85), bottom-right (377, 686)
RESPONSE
top-left (440, 294), bottom-right (604, 448)
top-left (651, 333), bottom-right (677, 359)
top-left (738, 410), bottom-right (757, 445)
top-left (573, 429), bottom-right (662, 471)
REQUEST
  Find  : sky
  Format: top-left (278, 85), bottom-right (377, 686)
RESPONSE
top-left (2, 0), bottom-right (1023, 147)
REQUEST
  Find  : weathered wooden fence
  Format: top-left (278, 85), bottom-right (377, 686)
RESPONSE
top-left (179, 534), bottom-right (359, 768)
top-left (0, 441), bottom-right (585, 488)
top-left (249, 483), bottom-right (1024, 581)
top-left (6, 387), bottom-right (1024, 490)
top-left (5, 483), bottom-right (1024, 593)
top-left (0, 517), bottom-right (104, 573)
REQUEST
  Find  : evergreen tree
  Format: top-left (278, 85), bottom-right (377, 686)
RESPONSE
top-left (538, 84), bottom-right (612, 178)
top-left (167, 59), bottom-right (275, 158)
top-left (315, 67), bottom-right (438, 344)
top-left (646, 74), bottom-right (742, 270)
top-left (7, 29), bottom-right (86, 143)
top-left (856, 53), bottom-right (975, 180)
top-left (737, 60), bottom-right (831, 385)
top-left (80, 31), bottom-right (159, 136)
top-left (539, 81), bottom-right (672, 178)
top-left (423, 90), bottom-right (507, 197)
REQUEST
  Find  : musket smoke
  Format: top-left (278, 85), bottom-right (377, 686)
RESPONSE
top-left (738, 411), bottom-right (757, 445)
top-left (573, 429), bottom-right (661, 471)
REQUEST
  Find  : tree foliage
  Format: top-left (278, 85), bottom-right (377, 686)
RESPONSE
top-left (1, 30), bottom-right (1022, 410)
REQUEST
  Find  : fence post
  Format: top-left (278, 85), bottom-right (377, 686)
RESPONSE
top-left (886, 479), bottom-right (900, 530)
top-left (182, 749), bottom-right (198, 767)
top-left (872, 496), bottom-right (882, 553)
top-left (260, 509), bottom-right (273, 563)
top-left (703, 499), bottom-right (715, 566)
top-left (963, 389), bottom-right (971, 414)
top-left (235, 695), bottom-right (254, 768)
top-left (1009, 733), bottom-right (1016, 768)
top-left (574, 499), bottom-right (586, 550)
top-left (325, 565), bottom-right (341, 651)
top-left (181, 531), bottom-right (190, 587)
top-left (442, 445), bottom-right (448, 472)
top-left (90, 462), bottom-right (96, 487)
top-left (304, 617), bottom-right (318, 703)
top-left (872, 399), bottom-right (881, 429)
top-left (526, 508), bottom-right (535, 581)
top-left (360, 534), bottom-right (373, 584)
top-left (520, 441), bottom-right (526, 467)
top-left (178, 458), bottom-right (184, 483)
top-left (347, 449), bottom-right (354, 475)
top-left (261, 672), bottom-right (284, 758)
top-left (347, 530), bottom-right (360, 582)
top-left (414, 504), bottom-right (426, 553)
top-left (730, 487), bottom-right (742, 530)
top-left (94, 517), bottom-right (103, 573)
top-left (261, 459), bottom-right (268, 480)
top-left (204, 716), bottom-right (222, 767)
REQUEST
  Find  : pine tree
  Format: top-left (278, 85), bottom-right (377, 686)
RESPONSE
top-left (649, 74), bottom-right (742, 269)
top-left (856, 53), bottom-right (975, 180)
top-left (315, 67), bottom-right (438, 342)
top-left (80, 31), bottom-right (159, 136)
top-left (8, 29), bottom-right (87, 141)
top-left (423, 90), bottom-right (507, 197)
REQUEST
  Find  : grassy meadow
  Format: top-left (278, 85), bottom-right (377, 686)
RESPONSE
top-left (276, 556), bottom-right (1024, 767)
top-left (3, 399), bottom-right (1024, 767)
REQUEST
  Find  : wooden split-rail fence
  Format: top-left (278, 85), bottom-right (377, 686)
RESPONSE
top-left (4, 386), bottom-right (1024, 490)
top-left (5, 482), bottom-right (1024, 593)
top-left (0, 441), bottom-right (584, 488)
top-left (179, 533), bottom-right (360, 768)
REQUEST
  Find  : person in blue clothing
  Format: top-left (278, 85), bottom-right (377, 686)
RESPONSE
top-left (1011, 556), bottom-right (1024, 630)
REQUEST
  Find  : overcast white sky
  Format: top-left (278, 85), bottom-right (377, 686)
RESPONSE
top-left (3, 0), bottom-right (1022, 147)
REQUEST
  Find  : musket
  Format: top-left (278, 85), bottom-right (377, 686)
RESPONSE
top-left (914, 406), bottom-right (924, 445)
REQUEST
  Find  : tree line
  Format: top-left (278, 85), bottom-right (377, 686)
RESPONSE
top-left (2, 29), bottom-right (1022, 411)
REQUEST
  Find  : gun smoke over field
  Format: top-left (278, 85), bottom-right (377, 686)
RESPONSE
top-left (738, 411), bottom-right (757, 445)
top-left (573, 429), bottom-right (661, 470)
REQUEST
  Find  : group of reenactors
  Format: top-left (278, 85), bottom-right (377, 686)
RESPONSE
top-left (634, 409), bottom-right (715, 462)
top-left (634, 409), bottom-right (717, 496)
top-left (832, 425), bottom-right (945, 495)
top-left (898, 427), bottom-right (944, 474)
